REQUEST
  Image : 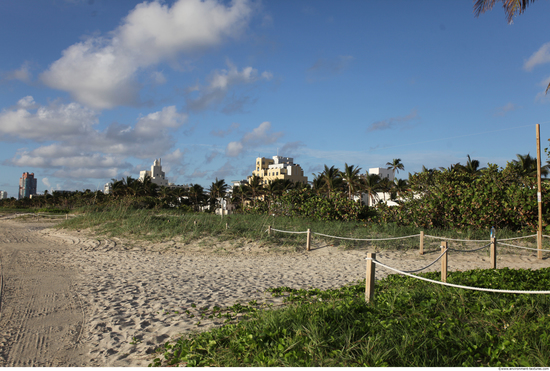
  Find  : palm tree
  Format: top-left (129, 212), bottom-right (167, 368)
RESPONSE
top-left (386, 159), bottom-right (404, 178)
top-left (474, 0), bottom-right (536, 24)
top-left (310, 173), bottom-right (325, 195)
top-left (393, 178), bottom-right (409, 200)
top-left (321, 165), bottom-right (342, 198)
top-left (209, 178), bottom-right (228, 211)
top-left (248, 175), bottom-right (264, 207)
top-left (461, 154), bottom-right (486, 176)
top-left (340, 163), bottom-right (362, 201)
top-left (188, 184), bottom-right (205, 212)
top-left (233, 183), bottom-right (250, 212)
top-left (511, 153), bottom-right (549, 178)
top-left (474, 1), bottom-right (550, 93)
top-left (361, 171), bottom-right (381, 207)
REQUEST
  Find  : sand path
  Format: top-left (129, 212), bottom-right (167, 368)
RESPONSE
top-left (1, 217), bottom-right (549, 366)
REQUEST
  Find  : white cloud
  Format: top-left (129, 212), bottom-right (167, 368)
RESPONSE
top-left (186, 62), bottom-right (272, 112)
top-left (524, 42), bottom-right (550, 71)
top-left (42, 177), bottom-right (51, 190)
top-left (41, 0), bottom-right (253, 109)
top-left (3, 97), bottom-right (187, 178)
top-left (0, 98), bottom-right (97, 141)
top-left (226, 141), bottom-right (244, 157)
top-left (225, 121), bottom-right (283, 157)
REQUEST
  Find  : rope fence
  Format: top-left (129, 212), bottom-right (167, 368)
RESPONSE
top-left (364, 236), bottom-right (549, 303)
top-left (266, 225), bottom-right (548, 255)
top-left (265, 226), bottom-right (550, 302)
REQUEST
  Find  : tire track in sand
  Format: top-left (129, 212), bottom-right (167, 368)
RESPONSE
top-left (0, 219), bottom-right (90, 366)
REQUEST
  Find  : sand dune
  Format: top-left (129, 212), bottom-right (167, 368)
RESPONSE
top-left (0, 217), bottom-right (549, 366)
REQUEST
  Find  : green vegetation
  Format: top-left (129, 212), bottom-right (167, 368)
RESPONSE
top-left (54, 207), bottom-right (539, 251)
top-left (150, 268), bottom-right (550, 367)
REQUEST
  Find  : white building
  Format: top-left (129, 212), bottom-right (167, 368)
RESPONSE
top-left (103, 183), bottom-right (112, 194)
top-left (139, 159), bottom-right (169, 187)
top-left (0, 190), bottom-right (7, 199)
top-left (369, 167), bottom-right (394, 182)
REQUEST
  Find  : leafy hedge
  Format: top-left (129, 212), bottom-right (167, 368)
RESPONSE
top-left (245, 188), bottom-right (370, 222)
top-left (373, 164), bottom-right (550, 231)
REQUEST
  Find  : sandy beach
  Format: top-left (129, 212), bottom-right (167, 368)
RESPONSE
top-left (0, 216), bottom-right (549, 367)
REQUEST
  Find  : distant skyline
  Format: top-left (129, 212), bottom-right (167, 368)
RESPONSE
top-left (2, 0), bottom-right (550, 197)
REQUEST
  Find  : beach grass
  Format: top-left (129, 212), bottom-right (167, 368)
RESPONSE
top-left (55, 206), bottom-right (542, 251)
top-left (150, 267), bottom-right (550, 367)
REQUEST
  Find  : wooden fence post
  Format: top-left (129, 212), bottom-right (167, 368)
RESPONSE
top-left (419, 231), bottom-right (424, 255)
top-left (365, 253), bottom-right (376, 303)
top-left (441, 241), bottom-right (448, 283)
top-left (225, 222), bottom-right (228, 230)
top-left (268, 225), bottom-right (272, 236)
top-left (306, 229), bottom-right (311, 251)
top-left (490, 237), bottom-right (497, 269)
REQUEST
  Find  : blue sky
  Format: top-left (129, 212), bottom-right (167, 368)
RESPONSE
top-left (1, 0), bottom-right (550, 197)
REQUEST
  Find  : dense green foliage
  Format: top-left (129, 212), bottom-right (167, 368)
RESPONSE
top-left (374, 164), bottom-right (550, 231)
top-left (150, 268), bottom-right (550, 367)
top-left (246, 188), bottom-right (370, 222)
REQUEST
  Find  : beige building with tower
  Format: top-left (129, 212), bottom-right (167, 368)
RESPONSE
top-left (248, 155), bottom-right (308, 185)
top-left (139, 158), bottom-right (169, 187)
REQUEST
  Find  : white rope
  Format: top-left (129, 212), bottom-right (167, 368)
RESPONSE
top-left (399, 248), bottom-right (449, 273)
top-left (270, 228), bottom-right (308, 234)
top-left (499, 234), bottom-right (537, 241)
top-left (499, 242), bottom-right (550, 252)
top-left (314, 232), bottom-right (420, 241)
top-left (368, 259), bottom-right (550, 294)
top-left (448, 243), bottom-right (491, 253)
top-left (424, 234), bottom-right (488, 242)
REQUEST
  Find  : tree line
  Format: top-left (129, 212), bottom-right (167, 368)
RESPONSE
top-left (1, 153), bottom-right (548, 231)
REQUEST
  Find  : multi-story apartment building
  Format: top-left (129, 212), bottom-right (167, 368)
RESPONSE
top-left (368, 167), bottom-right (394, 181)
top-left (0, 190), bottom-right (7, 199)
top-left (249, 156), bottom-right (308, 185)
top-left (19, 172), bottom-right (37, 199)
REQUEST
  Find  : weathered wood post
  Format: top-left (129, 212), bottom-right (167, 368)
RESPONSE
top-left (225, 222), bottom-right (228, 230)
top-left (306, 228), bottom-right (311, 251)
top-left (419, 231), bottom-right (424, 255)
top-left (268, 225), bottom-right (272, 236)
top-left (441, 241), bottom-right (448, 283)
top-left (490, 237), bottom-right (497, 269)
top-left (365, 252), bottom-right (376, 303)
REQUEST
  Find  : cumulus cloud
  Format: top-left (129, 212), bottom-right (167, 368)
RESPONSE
top-left (225, 121), bottom-right (283, 157)
top-left (186, 62), bottom-right (272, 112)
top-left (367, 109), bottom-right (419, 132)
top-left (0, 97), bottom-right (98, 141)
top-left (41, 0), bottom-right (253, 109)
top-left (524, 42), bottom-right (550, 71)
top-left (3, 97), bottom-right (187, 178)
